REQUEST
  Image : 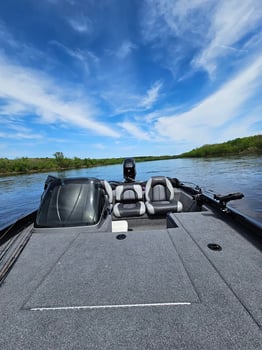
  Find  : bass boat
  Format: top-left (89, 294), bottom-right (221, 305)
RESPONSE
top-left (0, 159), bottom-right (262, 349)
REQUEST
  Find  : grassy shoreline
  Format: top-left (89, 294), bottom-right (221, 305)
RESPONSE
top-left (0, 155), bottom-right (175, 177)
top-left (1, 135), bottom-right (261, 176)
top-left (178, 135), bottom-right (261, 158)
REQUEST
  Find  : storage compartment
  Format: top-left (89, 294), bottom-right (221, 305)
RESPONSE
top-left (173, 189), bottom-right (207, 212)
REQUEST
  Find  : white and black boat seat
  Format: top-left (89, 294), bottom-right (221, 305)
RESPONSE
top-left (145, 176), bottom-right (183, 215)
top-left (113, 184), bottom-right (146, 217)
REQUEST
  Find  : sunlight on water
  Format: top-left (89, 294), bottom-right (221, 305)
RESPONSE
top-left (0, 156), bottom-right (261, 229)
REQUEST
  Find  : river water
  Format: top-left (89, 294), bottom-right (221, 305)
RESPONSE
top-left (0, 156), bottom-right (261, 229)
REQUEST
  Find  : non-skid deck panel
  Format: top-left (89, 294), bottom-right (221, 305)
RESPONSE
top-left (170, 212), bottom-right (262, 327)
top-left (126, 216), bottom-right (167, 231)
top-left (24, 230), bottom-right (199, 309)
top-left (1, 301), bottom-right (262, 350)
top-left (0, 226), bottom-right (262, 349)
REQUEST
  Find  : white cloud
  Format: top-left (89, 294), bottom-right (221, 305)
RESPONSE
top-left (100, 81), bottom-right (162, 116)
top-left (218, 45), bottom-right (248, 54)
top-left (154, 56), bottom-right (262, 143)
top-left (118, 121), bottom-right (150, 141)
top-left (0, 21), bottom-right (47, 66)
top-left (0, 131), bottom-right (43, 140)
top-left (142, 0), bottom-right (210, 41)
top-left (67, 15), bottom-right (92, 33)
top-left (49, 40), bottom-right (99, 74)
top-left (92, 143), bottom-right (106, 150)
top-left (0, 101), bottom-right (29, 116)
top-left (193, 0), bottom-right (262, 75)
top-left (142, 0), bottom-right (262, 78)
top-left (0, 57), bottom-right (119, 138)
top-left (144, 106), bottom-right (183, 123)
top-left (116, 41), bottom-right (137, 60)
top-left (0, 21), bottom-right (18, 48)
top-left (139, 81), bottom-right (162, 109)
top-left (141, 0), bottom-right (212, 73)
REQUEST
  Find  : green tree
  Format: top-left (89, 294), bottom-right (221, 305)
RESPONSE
top-left (53, 152), bottom-right (65, 168)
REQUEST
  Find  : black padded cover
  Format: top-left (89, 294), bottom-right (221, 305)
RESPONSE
top-left (35, 178), bottom-right (105, 227)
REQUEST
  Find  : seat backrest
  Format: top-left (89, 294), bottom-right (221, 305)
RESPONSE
top-left (115, 184), bottom-right (143, 203)
top-left (145, 176), bottom-right (174, 202)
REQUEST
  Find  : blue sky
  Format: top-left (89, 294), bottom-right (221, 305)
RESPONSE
top-left (0, 0), bottom-right (261, 159)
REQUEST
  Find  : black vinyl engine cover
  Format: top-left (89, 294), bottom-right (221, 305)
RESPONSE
top-left (35, 177), bottom-right (106, 227)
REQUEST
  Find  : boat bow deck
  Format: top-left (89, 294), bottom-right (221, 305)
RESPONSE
top-left (0, 212), bottom-right (262, 349)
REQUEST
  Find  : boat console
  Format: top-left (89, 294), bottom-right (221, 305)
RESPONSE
top-left (32, 159), bottom-right (251, 235)
top-left (33, 176), bottom-right (205, 233)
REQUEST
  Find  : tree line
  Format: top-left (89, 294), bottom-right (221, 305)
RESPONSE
top-left (179, 135), bottom-right (262, 158)
top-left (0, 152), bottom-right (174, 175)
top-left (0, 135), bottom-right (261, 175)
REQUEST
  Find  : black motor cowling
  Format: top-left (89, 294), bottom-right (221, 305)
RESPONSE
top-left (123, 158), bottom-right (136, 182)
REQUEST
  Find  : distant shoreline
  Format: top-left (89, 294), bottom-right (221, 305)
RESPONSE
top-left (178, 135), bottom-right (261, 158)
top-left (0, 135), bottom-right (261, 176)
top-left (0, 155), bottom-right (175, 177)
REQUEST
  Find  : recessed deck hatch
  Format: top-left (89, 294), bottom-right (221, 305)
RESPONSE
top-left (24, 230), bottom-right (199, 309)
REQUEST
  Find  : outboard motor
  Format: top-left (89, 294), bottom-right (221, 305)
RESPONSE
top-left (123, 158), bottom-right (136, 182)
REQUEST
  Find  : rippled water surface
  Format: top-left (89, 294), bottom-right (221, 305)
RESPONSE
top-left (0, 156), bottom-right (261, 229)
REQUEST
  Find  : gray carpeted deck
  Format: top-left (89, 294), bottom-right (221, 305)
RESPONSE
top-left (0, 213), bottom-right (262, 349)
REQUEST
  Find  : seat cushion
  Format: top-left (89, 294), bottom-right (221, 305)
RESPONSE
top-left (145, 200), bottom-right (183, 215)
top-left (113, 201), bottom-right (146, 217)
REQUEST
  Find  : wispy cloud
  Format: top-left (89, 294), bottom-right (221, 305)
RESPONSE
top-left (0, 101), bottom-right (29, 116)
top-left (218, 45), bottom-right (248, 54)
top-left (193, 0), bottom-right (262, 76)
top-left (0, 56), bottom-right (119, 138)
top-left (139, 81), bottom-right (162, 109)
top-left (50, 40), bottom-right (99, 62)
top-left (154, 56), bottom-right (262, 143)
top-left (118, 121), bottom-right (151, 141)
top-left (142, 0), bottom-right (210, 42)
top-left (49, 40), bottom-right (99, 74)
top-left (142, 0), bottom-right (262, 78)
top-left (0, 131), bottom-right (43, 140)
top-left (0, 21), bottom-right (18, 48)
top-left (141, 0), bottom-right (212, 76)
top-left (92, 143), bottom-right (106, 150)
top-left (0, 21), bottom-right (47, 66)
top-left (115, 40), bottom-right (137, 60)
top-left (101, 80), bottom-right (162, 116)
top-left (100, 80), bottom-right (162, 116)
top-left (67, 15), bottom-right (92, 33)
